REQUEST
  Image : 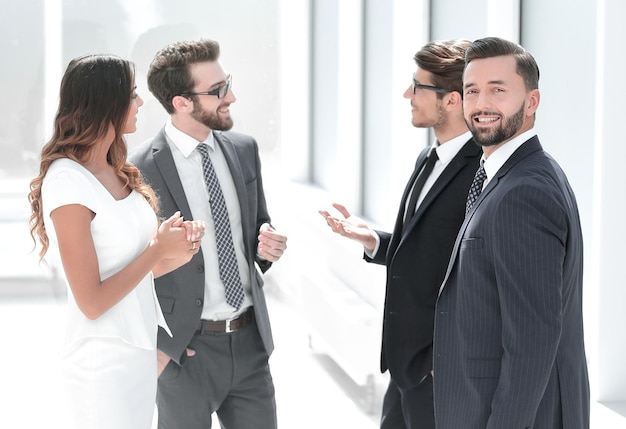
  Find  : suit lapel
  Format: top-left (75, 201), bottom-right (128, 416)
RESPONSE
top-left (466, 135), bottom-right (542, 219)
top-left (152, 129), bottom-right (194, 219)
top-left (437, 136), bottom-right (543, 296)
top-left (389, 148), bottom-right (430, 252)
top-left (404, 139), bottom-right (480, 234)
top-left (214, 132), bottom-right (251, 252)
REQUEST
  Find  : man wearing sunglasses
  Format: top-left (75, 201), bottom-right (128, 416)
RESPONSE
top-left (130, 39), bottom-right (287, 429)
top-left (320, 40), bottom-right (481, 429)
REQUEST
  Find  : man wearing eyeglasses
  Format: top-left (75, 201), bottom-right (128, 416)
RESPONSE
top-left (130, 39), bottom-right (287, 429)
top-left (319, 40), bottom-right (481, 429)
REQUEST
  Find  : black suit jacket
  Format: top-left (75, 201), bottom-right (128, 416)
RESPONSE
top-left (433, 137), bottom-right (589, 429)
top-left (366, 138), bottom-right (481, 388)
top-left (129, 128), bottom-right (274, 365)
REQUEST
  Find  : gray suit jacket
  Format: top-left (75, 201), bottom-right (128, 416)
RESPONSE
top-left (433, 136), bottom-right (589, 429)
top-left (130, 128), bottom-right (274, 365)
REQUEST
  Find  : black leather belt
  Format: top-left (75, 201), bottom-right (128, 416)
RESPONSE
top-left (196, 307), bottom-right (254, 334)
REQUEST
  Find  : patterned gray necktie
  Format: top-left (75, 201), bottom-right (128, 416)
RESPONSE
top-left (465, 162), bottom-right (487, 215)
top-left (196, 143), bottom-right (244, 309)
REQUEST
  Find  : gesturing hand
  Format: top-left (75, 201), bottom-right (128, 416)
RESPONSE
top-left (318, 203), bottom-right (377, 251)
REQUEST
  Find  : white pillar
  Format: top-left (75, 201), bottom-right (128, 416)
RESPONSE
top-left (44, 0), bottom-right (63, 143)
top-left (594, 0), bottom-right (626, 403)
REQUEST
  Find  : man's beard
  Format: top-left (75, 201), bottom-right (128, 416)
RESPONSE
top-left (191, 100), bottom-right (234, 131)
top-left (412, 100), bottom-right (447, 129)
top-left (467, 103), bottom-right (524, 147)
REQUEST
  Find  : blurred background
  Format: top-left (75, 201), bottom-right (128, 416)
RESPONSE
top-left (1, 0), bottom-right (625, 427)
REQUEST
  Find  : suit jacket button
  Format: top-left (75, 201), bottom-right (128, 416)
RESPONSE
top-left (196, 265), bottom-right (204, 273)
top-left (195, 299), bottom-right (203, 307)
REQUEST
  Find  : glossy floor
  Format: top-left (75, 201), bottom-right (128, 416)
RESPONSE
top-left (0, 290), bottom-right (381, 429)
top-left (1, 289), bottom-right (623, 428)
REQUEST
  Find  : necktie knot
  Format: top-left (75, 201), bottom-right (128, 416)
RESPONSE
top-left (196, 142), bottom-right (210, 157)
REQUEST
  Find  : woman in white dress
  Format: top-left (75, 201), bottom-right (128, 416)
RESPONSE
top-left (28, 54), bottom-right (205, 429)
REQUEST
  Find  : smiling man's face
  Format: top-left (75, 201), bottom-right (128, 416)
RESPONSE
top-left (462, 55), bottom-right (539, 155)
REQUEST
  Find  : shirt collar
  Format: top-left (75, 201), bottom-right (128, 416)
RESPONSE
top-left (164, 117), bottom-right (215, 158)
top-left (433, 130), bottom-right (473, 164)
top-left (482, 128), bottom-right (537, 182)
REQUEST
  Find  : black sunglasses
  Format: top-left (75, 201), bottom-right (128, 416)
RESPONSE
top-left (178, 75), bottom-right (232, 99)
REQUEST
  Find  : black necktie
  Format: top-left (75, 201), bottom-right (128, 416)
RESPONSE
top-left (196, 143), bottom-right (245, 309)
top-left (404, 149), bottom-right (439, 226)
top-left (465, 162), bottom-right (487, 215)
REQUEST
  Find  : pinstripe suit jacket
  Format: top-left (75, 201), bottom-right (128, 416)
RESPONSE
top-left (433, 136), bottom-right (589, 429)
top-left (129, 128), bottom-right (274, 365)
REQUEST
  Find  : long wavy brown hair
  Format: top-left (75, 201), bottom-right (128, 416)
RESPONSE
top-left (28, 54), bottom-right (158, 260)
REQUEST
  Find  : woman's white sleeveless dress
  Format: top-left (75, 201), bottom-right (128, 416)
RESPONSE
top-left (42, 158), bottom-right (170, 429)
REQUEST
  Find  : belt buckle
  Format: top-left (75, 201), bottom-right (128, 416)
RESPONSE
top-left (225, 318), bottom-right (233, 333)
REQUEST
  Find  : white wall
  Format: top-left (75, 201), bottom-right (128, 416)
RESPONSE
top-left (0, 0), bottom-right (282, 174)
top-left (593, 0), bottom-right (626, 404)
top-left (279, 0), bottom-right (626, 421)
top-left (2, 0), bottom-right (625, 423)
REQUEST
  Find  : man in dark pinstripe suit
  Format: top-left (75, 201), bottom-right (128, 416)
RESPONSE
top-left (433, 37), bottom-right (589, 429)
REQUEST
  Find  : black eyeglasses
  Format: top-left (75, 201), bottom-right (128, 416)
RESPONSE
top-left (412, 76), bottom-right (449, 94)
top-left (179, 75), bottom-right (232, 99)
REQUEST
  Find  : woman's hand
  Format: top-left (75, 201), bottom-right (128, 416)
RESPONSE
top-left (152, 212), bottom-right (197, 260)
top-left (171, 215), bottom-right (205, 251)
top-left (152, 213), bottom-right (206, 277)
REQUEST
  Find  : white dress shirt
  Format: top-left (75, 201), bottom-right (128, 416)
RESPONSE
top-left (480, 128), bottom-right (537, 189)
top-left (368, 131), bottom-right (473, 258)
top-left (164, 118), bottom-right (252, 320)
top-left (407, 130), bottom-right (474, 213)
